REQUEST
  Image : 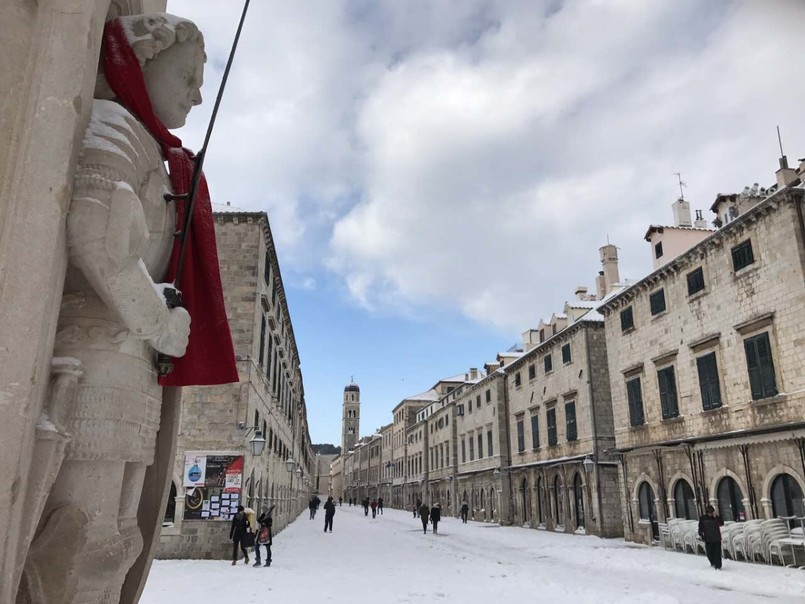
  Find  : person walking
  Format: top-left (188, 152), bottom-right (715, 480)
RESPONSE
top-left (339, 496), bottom-right (343, 507)
top-left (699, 504), bottom-right (725, 570)
top-left (363, 496), bottom-right (370, 517)
top-left (377, 496), bottom-right (384, 515)
top-left (414, 498), bottom-right (422, 518)
top-left (370, 498), bottom-right (378, 518)
top-left (419, 502), bottom-right (430, 534)
top-left (253, 505), bottom-right (274, 567)
top-left (460, 500), bottom-right (469, 524)
top-left (309, 497), bottom-right (317, 519)
top-left (229, 505), bottom-right (250, 565)
top-left (324, 495), bottom-right (336, 533)
top-left (430, 503), bottom-right (442, 534)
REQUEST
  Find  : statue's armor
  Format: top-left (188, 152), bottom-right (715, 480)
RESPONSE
top-left (55, 99), bottom-right (175, 464)
top-left (42, 99), bottom-right (176, 603)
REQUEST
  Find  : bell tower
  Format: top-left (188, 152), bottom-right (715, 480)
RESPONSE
top-left (342, 379), bottom-right (360, 454)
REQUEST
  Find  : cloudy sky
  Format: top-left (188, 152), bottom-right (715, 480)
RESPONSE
top-left (169, 0), bottom-right (805, 444)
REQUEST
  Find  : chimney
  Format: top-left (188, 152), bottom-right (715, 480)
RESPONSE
top-left (672, 198), bottom-right (692, 227)
top-left (595, 271), bottom-right (606, 300)
top-left (776, 155), bottom-right (798, 189)
top-left (693, 209), bottom-right (708, 229)
top-left (599, 244), bottom-right (620, 296)
top-left (575, 286), bottom-right (588, 300)
top-left (469, 367), bottom-right (478, 381)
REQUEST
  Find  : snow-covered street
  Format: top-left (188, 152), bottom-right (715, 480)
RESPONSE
top-left (142, 505), bottom-right (805, 603)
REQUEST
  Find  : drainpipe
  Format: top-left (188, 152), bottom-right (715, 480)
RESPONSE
top-left (739, 444), bottom-right (758, 519)
top-left (501, 373), bottom-right (514, 525)
top-left (584, 327), bottom-right (604, 535)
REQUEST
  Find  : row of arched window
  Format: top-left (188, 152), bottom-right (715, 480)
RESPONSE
top-left (529, 473), bottom-right (587, 530)
top-left (636, 472), bottom-right (805, 529)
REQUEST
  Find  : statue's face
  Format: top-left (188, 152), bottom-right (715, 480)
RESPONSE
top-left (142, 41), bottom-right (204, 129)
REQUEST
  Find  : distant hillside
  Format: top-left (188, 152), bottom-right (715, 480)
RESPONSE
top-left (312, 444), bottom-right (341, 455)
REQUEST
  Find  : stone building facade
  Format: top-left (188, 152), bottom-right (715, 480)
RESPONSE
top-left (158, 212), bottom-right (314, 559)
top-left (503, 311), bottom-right (622, 537)
top-left (599, 184), bottom-right (805, 545)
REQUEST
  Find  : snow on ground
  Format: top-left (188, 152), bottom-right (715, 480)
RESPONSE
top-left (142, 505), bottom-right (805, 603)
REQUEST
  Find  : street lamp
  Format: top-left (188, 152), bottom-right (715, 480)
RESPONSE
top-left (583, 455), bottom-right (595, 474)
top-left (285, 456), bottom-right (295, 474)
top-left (248, 428), bottom-right (266, 456)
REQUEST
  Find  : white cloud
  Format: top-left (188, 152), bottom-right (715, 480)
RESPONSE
top-left (169, 0), bottom-right (805, 334)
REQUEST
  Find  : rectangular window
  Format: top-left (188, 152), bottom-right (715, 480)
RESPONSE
top-left (544, 354), bottom-right (553, 373)
top-left (528, 364), bottom-right (536, 380)
top-left (565, 401), bottom-right (577, 441)
top-left (478, 433), bottom-right (484, 458)
top-left (744, 332), bottom-right (777, 400)
top-left (461, 439), bottom-right (466, 463)
top-left (562, 343), bottom-right (571, 364)
top-left (258, 316), bottom-right (266, 366)
top-left (655, 241), bottom-right (663, 259)
top-left (621, 306), bottom-right (634, 332)
top-left (264, 252), bottom-right (271, 285)
top-left (516, 418), bottom-right (525, 452)
top-left (732, 239), bottom-right (755, 272)
top-left (469, 436), bottom-right (474, 461)
top-left (697, 352), bottom-right (722, 410)
top-left (476, 395), bottom-right (481, 408)
top-left (530, 414), bottom-right (540, 448)
top-left (468, 399), bottom-right (472, 414)
top-left (485, 389), bottom-right (491, 403)
top-left (687, 267), bottom-right (705, 296)
top-left (657, 366), bottom-right (679, 419)
top-left (487, 430), bottom-right (493, 457)
top-left (514, 372), bottom-right (522, 388)
top-left (626, 377), bottom-right (645, 426)
top-left (649, 289), bottom-right (666, 316)
top-left (547, 408), bottom-right (557, 446)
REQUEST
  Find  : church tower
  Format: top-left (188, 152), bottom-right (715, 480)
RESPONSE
top-left (342, 380), bottom-right (360, 454)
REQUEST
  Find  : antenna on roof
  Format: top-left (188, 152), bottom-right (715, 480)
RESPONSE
top-left (777, 125), bottom-right (789, 169)
top-left (673, 172), bottom-right (686, 201)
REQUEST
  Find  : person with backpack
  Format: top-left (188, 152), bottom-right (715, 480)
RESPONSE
top-left (377, 496), bottom-right (384, 515)
top-left (229, 505), bottom-right (250, 565)
top-left (430, 503), bottom-right (442, 534)
top-left (253, 505), bottom-right (274, 567)
top-left (324, 496), bottom-right (336, 532)
top-left (460, 500), bottom-right (469, 524)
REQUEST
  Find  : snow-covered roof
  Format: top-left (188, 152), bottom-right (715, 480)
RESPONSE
top-left (643, 224), bottom-right (714, 241)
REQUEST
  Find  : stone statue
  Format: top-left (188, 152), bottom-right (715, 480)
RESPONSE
top-left (17, 13), bottom-right (235, 603)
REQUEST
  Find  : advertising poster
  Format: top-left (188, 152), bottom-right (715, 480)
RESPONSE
top-left (183, 454), bottom-right (244, 521)
top-left (183, 454), bottom-right (207, 487)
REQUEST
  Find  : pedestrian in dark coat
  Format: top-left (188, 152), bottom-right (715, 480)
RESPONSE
top-left (338, 496), bottom-right (343, 507)
top-left (419, 502), bottom-right (430, 533)
top-left (377, 497), bottom-right (384, 515)
top-left (698, 505), bottom-right (725, 570)
top-left (460, 500), bottom-right (469, 524)
top-left (363, 497), bottom-right (370, 516)
top-left (370, 498), bottom-right (378, 518)
top-left (229, 505), bottom-right (250, 565)
top-left (414, 498), bottom-right (422, 518)
top-left (253, 505), bottom-right (274, 567)
top-left (430, 503), bottom-right (442, 534)
top-left (324, 496), bottom-right (336, 532)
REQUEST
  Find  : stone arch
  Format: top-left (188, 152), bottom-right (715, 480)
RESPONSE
top-left (631, 471), bottom-right (661, 506)
top-left (708, 467), bottom-right (748, 504)
top-left (761, 464), bottom-right (805, 499)
top-left (666, 470), bottom-right (696, 519)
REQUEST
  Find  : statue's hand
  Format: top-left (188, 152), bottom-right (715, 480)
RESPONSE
top-left (149, 306), bottom-right (191, 356)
